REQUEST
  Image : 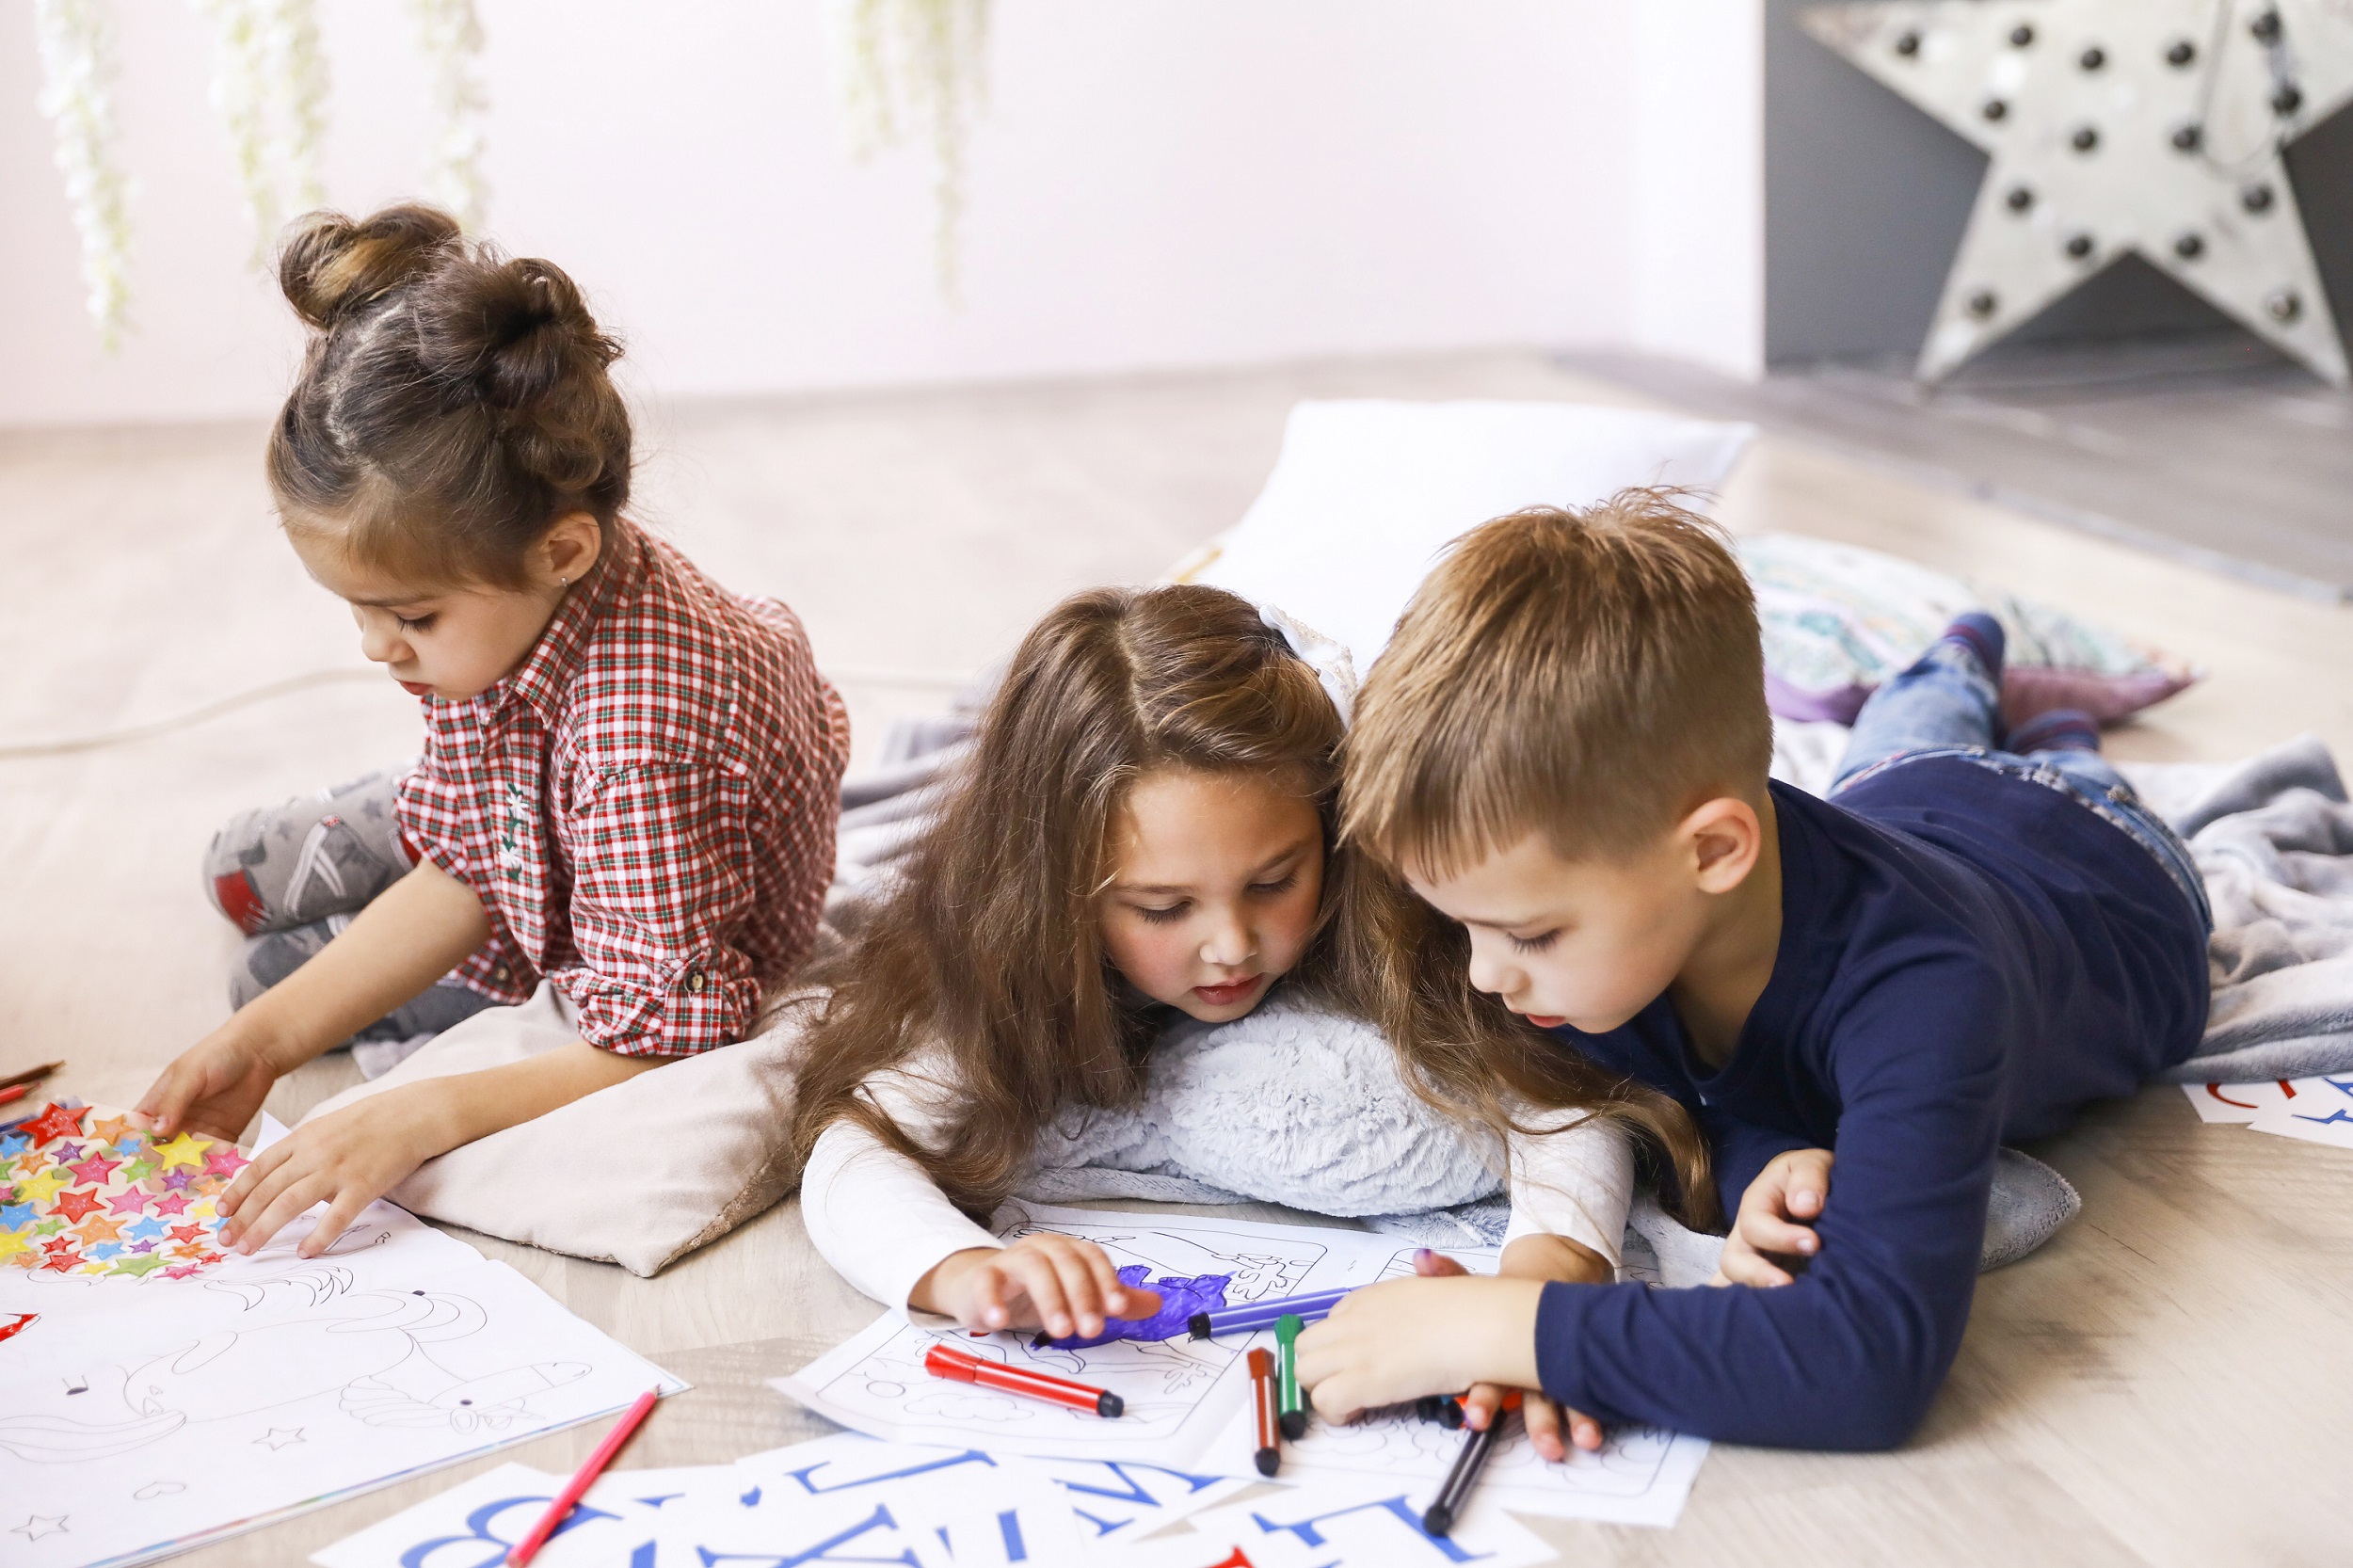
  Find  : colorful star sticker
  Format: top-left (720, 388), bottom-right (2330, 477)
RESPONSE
top-left (47, 1142), bottom-right (87, 1165)
top-left (127, 1240), bottom-right (156, 1253)
top-left (82, 1240), bottom-right (122, 1261)
top-left (123, 1215), bottom-right (167, 1241)
top-left (152, 1132), bottom-right (211, 1172)
top-left (109, 1252), bottom-right (168, 1277)
top-left (159, 1167), bottom-right (199, 1192)
top-left (167, 1224), bottom-right (207, 1245)
top-left (64, 1151), bottom-right (120, 1186)
top-left (12, 1168), bottom-right (70, 1205)
top-left (0, 1231), bottom-right (30, 1263)
top-left (49, 1188), bottom-right (102, 1224)
top-left (0, 1131), bottom-right (29, 1159)
top-left (74, 1212), bottom-right (126, 1244)
top-left (149, 1192), bottom-right (192, 1218)
top-left (89, 1113), bottom-right (136, 1144)
top-left (17, 1103), bottom-right (88, 1144)
top-left (202, 1145), bottom-right (247, 1180)
top-left (0, 1202), bottom-right (33, 1230)
top-left (119, 1156), bottom-right (158, 1182)
top-left (104, 1187), bottom-right (149, 1217)
top-left (160, 1263), bottom-right (205, 1280)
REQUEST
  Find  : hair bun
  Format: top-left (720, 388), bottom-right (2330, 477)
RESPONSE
top-left (278, 204), bottom-right (461, 329)
top-left (421, 257), bottom-right (623, 416)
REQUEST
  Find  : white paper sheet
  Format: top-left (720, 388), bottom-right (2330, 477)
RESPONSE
top-left (772, 1201), bottom-right (1407, 1466)
top-left (2248, 1072), bottom-right (2353, 1148)
top-left (1176, 1478), bottom-right (1559, 1567)
top-left (2179, 1079), bottom-right (2303, 1124)
top-left (0, 1256), bottom-right (683, 1568)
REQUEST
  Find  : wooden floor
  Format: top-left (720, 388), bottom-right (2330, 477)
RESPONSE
top-left (5, 348), bottom-right (2352, 1564)
top-left (1573, 334), bottom-right (2353, 602)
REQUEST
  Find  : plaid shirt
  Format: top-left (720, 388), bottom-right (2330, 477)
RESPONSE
top-left (395, 525), bottom-right (848, 1056)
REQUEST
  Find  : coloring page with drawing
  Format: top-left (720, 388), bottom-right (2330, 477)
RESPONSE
top-left (0, 1111), bottom-right (687, 1568)
top-left (772, 1200), bottom-right (1410, 1467)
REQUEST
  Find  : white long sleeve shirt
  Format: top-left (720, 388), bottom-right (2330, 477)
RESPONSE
top-left (800, 1055), bottom-right (1636, 1311)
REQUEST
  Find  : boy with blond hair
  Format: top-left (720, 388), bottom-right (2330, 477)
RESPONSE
top-left (1298, 491), bottom-right (2210, 1449)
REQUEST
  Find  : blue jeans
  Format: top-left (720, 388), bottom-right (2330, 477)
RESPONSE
top-left (1829, 639), bottom-right (2212, 931)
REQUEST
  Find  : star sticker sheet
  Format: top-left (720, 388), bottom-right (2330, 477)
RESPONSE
top-left (0, 1102), bottom-right (243, 1282)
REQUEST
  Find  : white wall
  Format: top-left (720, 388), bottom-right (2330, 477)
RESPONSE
top-left (1, 1), bottom-right (1765, 428)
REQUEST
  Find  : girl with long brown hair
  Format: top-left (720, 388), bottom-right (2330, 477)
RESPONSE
top-left (792, 582), bottom-right (1716, 1459)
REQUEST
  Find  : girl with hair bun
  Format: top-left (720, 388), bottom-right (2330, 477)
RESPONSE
top-left (136, 203), bottom-right (848, 1255)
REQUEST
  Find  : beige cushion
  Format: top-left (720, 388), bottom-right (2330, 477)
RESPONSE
top-left (304, 983), bottom-right (806, 1276)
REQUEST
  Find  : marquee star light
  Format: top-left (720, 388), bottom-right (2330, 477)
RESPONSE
top-left (1801, 0), bottom-right (2353, 385)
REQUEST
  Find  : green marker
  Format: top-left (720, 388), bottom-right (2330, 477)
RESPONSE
top-left (1275, 1314), bottom-right (1307, 1439)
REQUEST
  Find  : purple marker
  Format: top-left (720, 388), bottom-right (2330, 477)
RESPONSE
top-left (1187, 1286), bottom-right (1356, 1340)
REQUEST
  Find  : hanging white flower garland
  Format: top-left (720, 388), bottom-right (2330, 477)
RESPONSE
top-left (834, 0), bottom-right (993, 298)
top-left (194, 0), bottom-right (330, 266)
top-left (408, 0), bottom-right (488, 232)
top-left (33, 0), bottom-right (134, 346)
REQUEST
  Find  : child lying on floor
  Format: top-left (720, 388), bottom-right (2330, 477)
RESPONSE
top-left (1298, 491), bottom-right (2211, 1449)
top-left (790, 583), bottom-right (1717, 1460)
top-left (136, 203), bottom-right (847, 1256)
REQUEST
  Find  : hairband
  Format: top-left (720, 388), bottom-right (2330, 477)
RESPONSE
top-left (1258, 604), bottom-right (1358, 728)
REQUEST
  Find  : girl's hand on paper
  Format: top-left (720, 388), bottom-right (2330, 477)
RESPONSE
top-left (1415, 1242), bottom-right (1606, 1456)
top-left (215, 1088), bottom-right (445, 1257)
top-left (134, 1024), bottom-right (285, 1143)
top-left (1714, 1146), bottom-right (1835, 1288)
top-left (1295, 1273), bottom-right (1546, 1424)
top-left (917, 1233), bottom-right (1162, 1339)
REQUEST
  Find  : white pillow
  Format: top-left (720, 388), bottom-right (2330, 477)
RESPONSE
top-left (1183, 400), bottom-right (1756, 675)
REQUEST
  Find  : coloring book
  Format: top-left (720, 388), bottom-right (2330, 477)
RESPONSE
top-left (0, 1116), bottom-right (685, 1568)
top-left (773, 1201), bottom-right (1709, 1528)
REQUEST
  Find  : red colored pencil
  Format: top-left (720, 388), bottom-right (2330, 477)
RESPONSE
top-left (922, 1342), bottom-right (1126, 1417)
top-left (0, 1084), bottom-right (28, 1108)
top-left (506, 1385), bottom-right (661, 1566)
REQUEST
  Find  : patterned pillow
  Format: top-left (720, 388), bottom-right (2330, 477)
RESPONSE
top-left (1741, 534), bottom-right (2197, 726)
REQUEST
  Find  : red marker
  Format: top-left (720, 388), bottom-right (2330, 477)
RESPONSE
top-left (1247, 1347), bottom-right (1281, 1476)
top-left (922, 1342), bottom-right (1125, 1417)
top-left (505, 1385), bottom-right (660, 1566)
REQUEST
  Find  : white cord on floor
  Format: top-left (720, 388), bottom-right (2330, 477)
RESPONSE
top-left (0, 663), bottom-right (974, 760)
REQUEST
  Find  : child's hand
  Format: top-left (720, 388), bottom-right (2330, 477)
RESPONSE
top-left (1715, 1147), bottom-right (1835, 1288)
top-left (1417, 1242), bottom-right (1605, 1457)
top-left (1295, 1273), bottom-right (1545, 1423)
top-left (216, 1088), bottom-right (446, 1257)
top-left (136, 1023), bottom-right (286, 1142)
top-left (917, 1234), bottom-right (1162, 1339)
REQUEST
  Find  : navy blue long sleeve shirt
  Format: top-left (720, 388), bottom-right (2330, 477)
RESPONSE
top-left (1533, 767), bottom-right (2208, 1450)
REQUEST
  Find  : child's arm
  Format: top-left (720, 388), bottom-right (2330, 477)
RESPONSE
top-left (802, 1067), bottom-right (1158, 1339)
top-left (137, 859), bottom-right (493, 1140)
top-left (216, 1039), bottom-right (659, 1255)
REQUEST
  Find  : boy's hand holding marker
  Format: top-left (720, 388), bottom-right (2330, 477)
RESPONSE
top-left (1295, 1242), bottom-right (1609, 1459)
top-left (915, 1233), bottom-right (1161, 1339)
top-left (1715, 1147), bottom-right (1835, 1288)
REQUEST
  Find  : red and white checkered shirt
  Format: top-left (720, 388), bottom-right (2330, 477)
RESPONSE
top-left (394, 525), bottom-right (849, 1057)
